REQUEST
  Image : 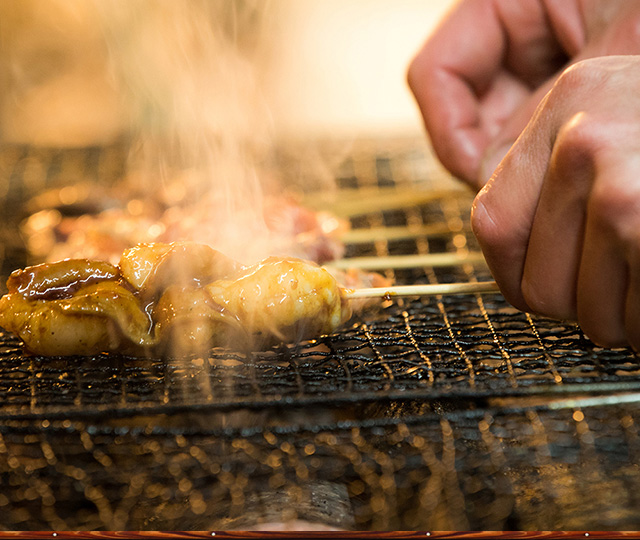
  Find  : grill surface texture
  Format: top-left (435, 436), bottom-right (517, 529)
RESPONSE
top-left (0, 139), bottom-right (638, 530)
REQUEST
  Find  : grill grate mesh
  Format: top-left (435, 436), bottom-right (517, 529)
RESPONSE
top-left (2, 294), bottom-right (638, 420)
top-left (0, 139), bottom-right (640, 530)
top-left (3, 400), bottom-right (640, 530)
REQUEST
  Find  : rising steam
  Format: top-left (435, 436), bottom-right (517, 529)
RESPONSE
top-left (94, 0), bottom-right (279, 263)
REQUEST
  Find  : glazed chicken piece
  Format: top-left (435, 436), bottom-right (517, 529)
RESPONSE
top-left (206, 257), bottom-right (352, 344)
top-left (154, 257), bottom-right (352, 354)
top-left (119, 241), bottom-right (240, 295)
top-left (0, 242), bottom-right (355, 357)
top-left (152, 284), bottom-right (243, 355)
top-left (6, 259), bottom-right (119, 300)
top-left (0, 274), bottom-right (155, 356)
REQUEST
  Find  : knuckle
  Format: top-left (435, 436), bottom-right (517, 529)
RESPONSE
top-left (471, 185), bottom-right (528, 257)
top-left (588, 185), bottom-right (640, 233)
top-left (551, 56), bottom-right (639, 107)
top-left (549, 113), bottom-right (598, 188)
top-left (470, 192), bottom-right (505, 249)
top-left (554, 58), bottom-right (606, 91)
top-left (554, 113), bottom-right (597, 155)
top-left (550, 61), bottom-right (592, 98)
top-left (547, 58), bottom-right (615, 112)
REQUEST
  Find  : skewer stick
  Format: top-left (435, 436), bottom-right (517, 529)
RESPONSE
top-left (304, 187), bottom-right (471, 217)
top-left (345, 280), bottom-right (500, 299)
top-left (326, 251), bottom-right (487, 271)
top-left (340, 223), bottom-right (459, 244)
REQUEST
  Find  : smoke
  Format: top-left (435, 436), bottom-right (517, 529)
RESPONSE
top-left (3, 0), bottom-right (340, 265)
top-left (93, 0), bottom-right (278, 263)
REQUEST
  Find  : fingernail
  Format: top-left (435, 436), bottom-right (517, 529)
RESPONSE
top-left (478, 143), bottom-right (513, 187)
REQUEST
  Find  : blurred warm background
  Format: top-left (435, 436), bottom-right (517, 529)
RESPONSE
top-left (265, 0), bottom-right (454, 138)
top-left (0, 0), bottom-right (455, 146)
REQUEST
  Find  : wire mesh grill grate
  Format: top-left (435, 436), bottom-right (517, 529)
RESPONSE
top-left (1, 139), bottom-right (640, 530)
top-left (2, 399), bottom-right (640, 530)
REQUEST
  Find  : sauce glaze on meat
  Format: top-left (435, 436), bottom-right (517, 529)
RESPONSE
top-left (0, 242), bottom-right (351, 357)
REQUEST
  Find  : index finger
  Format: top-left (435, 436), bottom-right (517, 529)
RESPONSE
top-left (408, 0), bottom-right (505, 182)
top-left (408, 0), bottom-right (578, 185)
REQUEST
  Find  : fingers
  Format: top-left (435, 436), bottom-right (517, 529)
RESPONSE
top-left (577, 153), bottom-right (640, 349)
top-left (476, 1), bottom-right (640, 187)
top-left (407, 0), bottom-right (505, 184)
top-left (408, 0), bottom-right (569, 186)
top-left (473, 56), bottom-right (640, 350)
top-left (523, 122), bottom-right (632, 346)
top-left (476, 0), bottom-right (589, 184)
top-left (410, 0), bottom-right (640, 190)
top-left (525, 60), bottom-right (640, 349)
top-left (494, 0), bottom-right (579, 84)
top-left (520, 112), bottom-right (595, 320)
top-left (478, 77), bottom-right (557, 185)
top-left (577, 198), bottom-right (628, 347)
top-left (471, 88), bottom-right (556, 312)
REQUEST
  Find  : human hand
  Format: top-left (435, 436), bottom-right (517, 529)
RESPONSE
top-left (408, 0), bottom-right (640, 189)
top-left (471, 56), bottom-right (640, 350)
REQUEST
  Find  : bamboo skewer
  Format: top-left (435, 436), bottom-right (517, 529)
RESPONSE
top-left (345, 280), bottom-right (500, 299)
top-left (326, 251), bottom-right (487, 271)
top-left (303, 186), bottom-right (471, 217)
top-left (340, 222), bottom-right (461, 244)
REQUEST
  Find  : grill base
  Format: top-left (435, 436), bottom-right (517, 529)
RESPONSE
top-left (2, 399), bottom-right (640, 530)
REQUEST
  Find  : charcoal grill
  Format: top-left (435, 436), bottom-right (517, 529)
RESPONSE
top-left (1, 138), bottom-right (640, 531)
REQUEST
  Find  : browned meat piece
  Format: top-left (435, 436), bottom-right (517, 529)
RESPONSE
top-left (119, 241), bottom-right (240, 295)
top-left (7, 259), bottom-right (119, 299)
top-left (0, 281), bottom-right (155, 356)
top-left (206, 257), bottom-right (352, 344)
top-left (0, 242), bottom-right (356, 357)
